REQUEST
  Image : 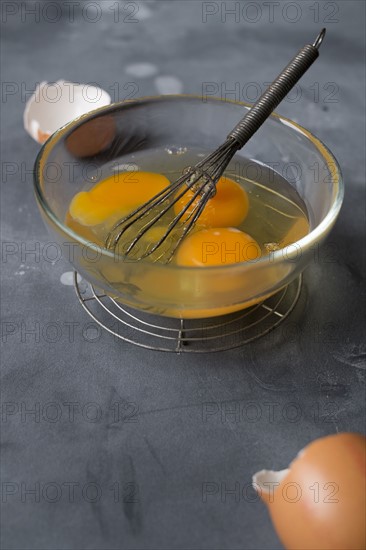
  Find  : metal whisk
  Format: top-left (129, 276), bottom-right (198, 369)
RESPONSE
top-left (106, 28), bottom-right (326, 262)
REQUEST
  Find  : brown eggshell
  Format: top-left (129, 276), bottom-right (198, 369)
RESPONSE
top-left (254, 433), bottom-right (366, 550)
top-left (37, 129), bottom-right (51, 144)
top-left (66, 115), bottom-right (116, 158)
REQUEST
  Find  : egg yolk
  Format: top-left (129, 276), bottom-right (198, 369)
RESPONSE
top-left (69, 171), bottom-right (170, 226)
top-left (176, 227), bottom-right (261, 267)
top-left (173, 176), bottom-right (249, 228)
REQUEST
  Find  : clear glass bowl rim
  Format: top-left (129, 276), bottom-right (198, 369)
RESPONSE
top-left (33, 94), bottom-right (344, 272)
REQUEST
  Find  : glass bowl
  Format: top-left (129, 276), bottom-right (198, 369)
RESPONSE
top-left (33, 96), bottom-right (343, 319)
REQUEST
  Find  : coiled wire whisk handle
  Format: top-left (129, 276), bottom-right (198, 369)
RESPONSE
top-left (228, 28), bottom-right (326, 148)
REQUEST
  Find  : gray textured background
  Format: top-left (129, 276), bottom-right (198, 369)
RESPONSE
top-left (1, 1), bottom-right (365, 549)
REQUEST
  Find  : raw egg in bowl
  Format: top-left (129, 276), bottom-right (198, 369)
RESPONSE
top-left (33, 96), bottom-right (343, 319)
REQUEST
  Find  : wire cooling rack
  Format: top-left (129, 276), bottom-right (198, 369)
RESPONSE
top-left (74, 272), bottom-right (302, 353)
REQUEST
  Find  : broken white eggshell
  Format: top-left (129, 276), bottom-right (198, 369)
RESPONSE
top-left (24, 80), bottom-right (111, 144)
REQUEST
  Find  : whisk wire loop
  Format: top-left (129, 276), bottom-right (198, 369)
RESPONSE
top-left (137, 175), bottom-right (215, 260)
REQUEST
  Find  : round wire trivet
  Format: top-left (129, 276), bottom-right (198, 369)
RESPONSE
top-left (74, 272), bottom-right (302, 353)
